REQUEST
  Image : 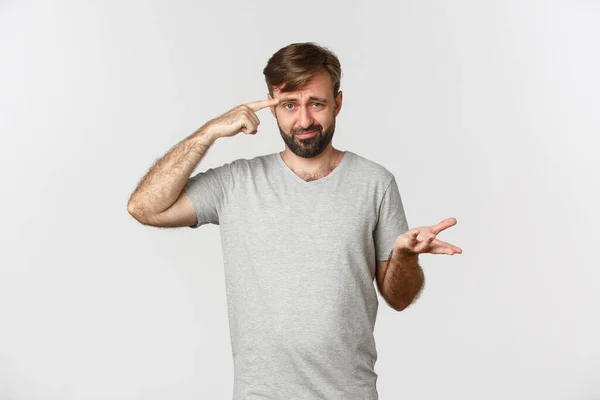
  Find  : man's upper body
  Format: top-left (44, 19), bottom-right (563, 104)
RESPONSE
top-left (128, 42), bottom-right (461, 399)
top-left (183, 148), bottom-right (409, 399)
top-left (178, 55), bottom-right (414, 398)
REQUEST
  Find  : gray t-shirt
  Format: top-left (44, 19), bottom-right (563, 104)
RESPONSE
top-left (184, 150), bottom-right (409, 399)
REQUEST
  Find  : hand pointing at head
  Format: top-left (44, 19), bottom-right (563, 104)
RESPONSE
top-left (200, 98), bottom-right (280, 140)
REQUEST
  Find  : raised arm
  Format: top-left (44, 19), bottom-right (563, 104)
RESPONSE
top-left (127, 128), bottom-right (216, 227)
top-left (127, 97), bottom-right (279, 228)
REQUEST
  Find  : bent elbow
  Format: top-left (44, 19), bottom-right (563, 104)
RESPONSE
top-left (127, 202), bottom-right (138, 217)
top-left (127, 202), bottom-right (148, 224)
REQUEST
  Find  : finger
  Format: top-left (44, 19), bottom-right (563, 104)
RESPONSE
top-left (431, 246), bottom-right (455, 255)
top-left (397, 230), bottom-right (419, 252)
top-left (431, 238), bottom-right (462, 254)
top-left (244, 108), bottom-right (260, 127)
top-left (425, 241), bottom-right (454, 255)
top-left (405, 229), bottom-right (418, 245)
top-left (240, 117), bottom-right (258, 135)
top-left (416, 230), bottom-right (431, 242)
top-left (247, 97), bottom-right (279, 112)
top-left (431, 217), bottom-right (457, 235)
top-left (416, 234), bottom-right (436, 253)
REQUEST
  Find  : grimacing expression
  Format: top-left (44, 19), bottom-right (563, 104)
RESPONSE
top-left (269, 71), bottom-right (342, 158)
top-left (276, 111), bottom-right (336, 159)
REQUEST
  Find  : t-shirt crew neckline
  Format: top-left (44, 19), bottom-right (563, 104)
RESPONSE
top-left (275, 150), bottom-right (351, 186)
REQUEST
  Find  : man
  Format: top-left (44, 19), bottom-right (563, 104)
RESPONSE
top-left (128, 42), bottom-right (462, 399)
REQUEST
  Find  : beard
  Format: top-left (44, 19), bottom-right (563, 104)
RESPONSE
top-left (277, 116), bottom-right (336, 159)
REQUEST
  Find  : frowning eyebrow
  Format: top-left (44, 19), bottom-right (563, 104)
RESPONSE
top-left (277, 96), bottom-right (328, 103)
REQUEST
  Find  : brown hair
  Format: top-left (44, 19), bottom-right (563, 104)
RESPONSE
top-left (263, 42), bottom-right (342, 98)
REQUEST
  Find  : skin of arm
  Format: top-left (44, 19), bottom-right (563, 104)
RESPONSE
top-left (127, 127), bottom-right (216, 223)
top-left (376, 246), bottom-right (425, 312)
top-left (376, 218), bottom-right (462, 311)
top-left (127, 97), bottom-right (278, 226)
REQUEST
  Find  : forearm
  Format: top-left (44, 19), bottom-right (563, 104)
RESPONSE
top-left (128, 127), bottom-right (217, 218)
top-left (382, 248), bottom-right (425, 311)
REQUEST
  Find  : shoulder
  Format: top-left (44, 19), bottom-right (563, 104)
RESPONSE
top-left (221, 152), bottom-right (275, 175)
top-left (208, 153), bottom-right (276, 186)
top-left (345, 150), bottom-right (396, 186)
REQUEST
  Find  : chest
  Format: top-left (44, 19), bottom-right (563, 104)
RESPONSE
top-left (223, 187), bottom-right (379, 263)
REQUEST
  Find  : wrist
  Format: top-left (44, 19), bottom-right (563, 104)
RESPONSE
top-left (193, 127), bottom-right (217, 147)
top-left (392, 243), bottom-right (419, 260)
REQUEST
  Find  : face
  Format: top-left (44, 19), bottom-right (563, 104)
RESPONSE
top-left (269, 69), bottom-right (343, 159)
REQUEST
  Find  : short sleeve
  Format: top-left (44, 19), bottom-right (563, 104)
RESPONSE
top-left (374, 177), bottom-right (409, 261)
top-left (182, 162), bottom-right (235, 228)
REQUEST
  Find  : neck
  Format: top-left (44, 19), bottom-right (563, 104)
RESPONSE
top-left (280, 145), bottom-right (342, 176)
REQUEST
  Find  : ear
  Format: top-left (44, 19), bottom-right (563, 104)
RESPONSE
top-left (334, 90), bottom-right (343, 117)
top-left (267, 93), bottom-right (277, 118)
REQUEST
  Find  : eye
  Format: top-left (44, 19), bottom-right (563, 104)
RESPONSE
top-left (313, 103), bottom-right (323, 107)
top-left (283, 103), bottom-right (294, 110)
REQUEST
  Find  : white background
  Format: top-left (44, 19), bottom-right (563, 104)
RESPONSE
top-left (1, 0), bottom-right (599, 399)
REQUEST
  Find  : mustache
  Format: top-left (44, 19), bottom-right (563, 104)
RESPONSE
top-left (292, 125), bottom-right (321, 135)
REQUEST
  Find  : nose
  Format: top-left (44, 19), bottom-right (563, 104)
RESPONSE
top-left (297, 105), bottom-right (313, 129)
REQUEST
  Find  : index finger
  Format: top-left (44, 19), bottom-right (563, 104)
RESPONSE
top-left (246, 97), bottom-right (279, 112)
top-left (431, 217), bottom-right (457, 235)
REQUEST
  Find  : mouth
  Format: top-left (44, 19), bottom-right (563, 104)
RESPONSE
top-left (296, 130), bottom-right (318, 139)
